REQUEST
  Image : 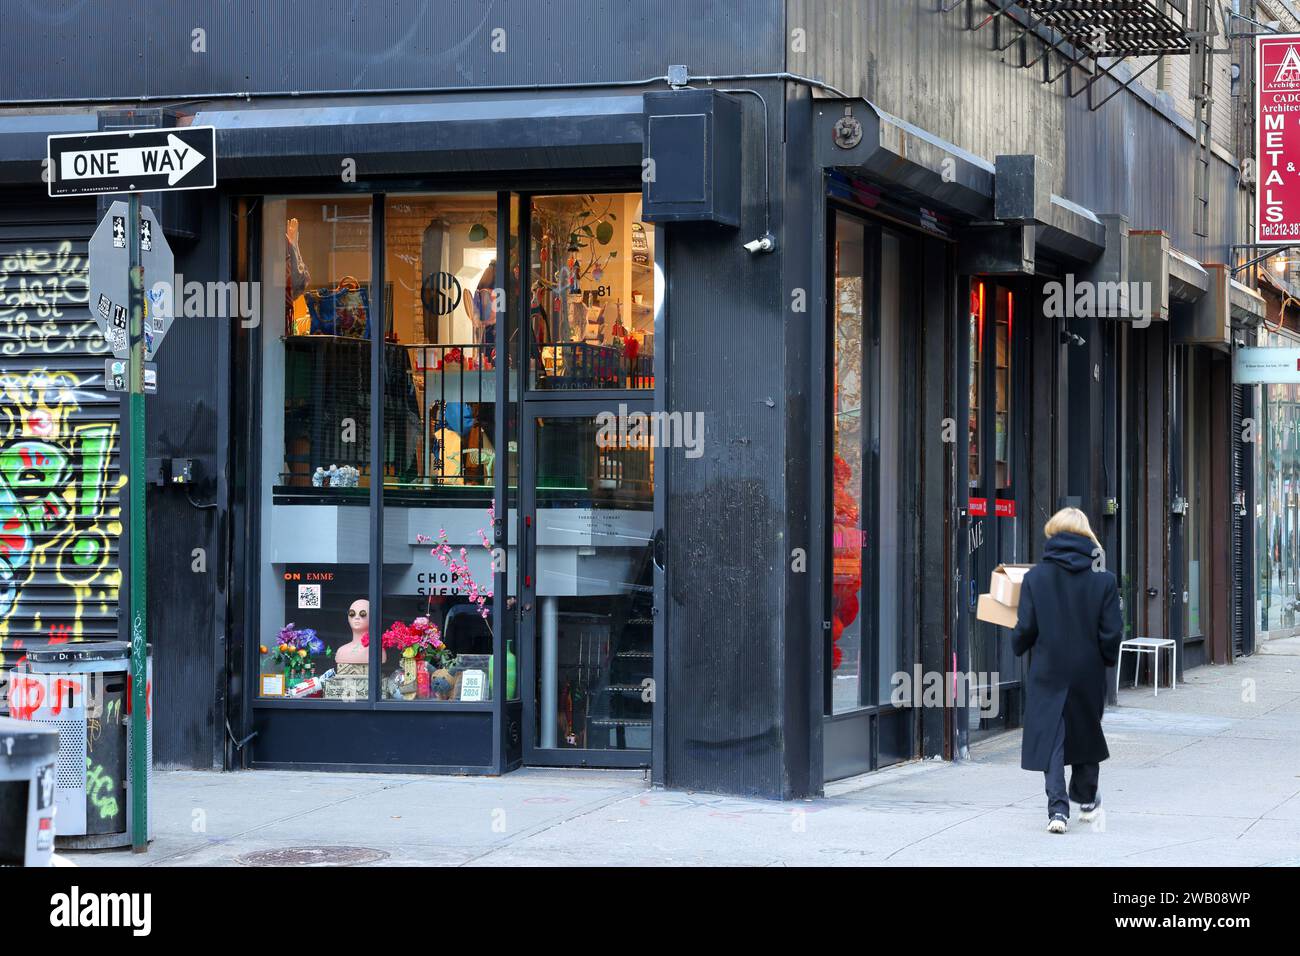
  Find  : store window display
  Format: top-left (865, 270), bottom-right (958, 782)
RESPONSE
top-left (257, 197), bottom-right (376, 699)
top-left (529, 193), bottom-right (654, 390)
top-left (257, 194), bottom-right (510, 703)
top-left (379, 195), bottom-right (509, 702)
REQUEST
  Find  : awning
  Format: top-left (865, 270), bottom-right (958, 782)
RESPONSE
top-left (192, 93), bottom-right (647, 178)
top-left (814, 100), bottom-right (1107, 270)
top-left (1177, 265), bottom-right (1263, 349)
top-left (0, 111), bottom-right (97, 183)
top-left (1128, 230), bottom-right (1210, 322)
top-left (814, 99), bottom-right (994, 220)
top-left (1230, 278), bottom-right (1267, 325)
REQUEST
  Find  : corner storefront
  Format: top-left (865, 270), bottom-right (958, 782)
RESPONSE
top-left (207, 93), bottom-right (673, 774)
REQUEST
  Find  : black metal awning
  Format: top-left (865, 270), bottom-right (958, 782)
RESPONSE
top-left (193, 93), bottom-right (646, 179)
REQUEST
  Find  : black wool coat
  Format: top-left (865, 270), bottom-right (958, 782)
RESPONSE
top-left (1011, 532), bottom-right (1123, 771)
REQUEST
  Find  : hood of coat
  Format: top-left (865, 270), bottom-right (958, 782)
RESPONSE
top-left (1042, 532), bottom-right (1097, 572)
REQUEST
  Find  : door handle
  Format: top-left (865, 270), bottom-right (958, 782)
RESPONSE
top-left (652, 528), bottom-right (666, 571)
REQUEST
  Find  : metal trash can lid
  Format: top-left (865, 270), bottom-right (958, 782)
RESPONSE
top-left (25, 640), bottom-right (135, 665)
top-left (0, 715), bottom-right (59, 759)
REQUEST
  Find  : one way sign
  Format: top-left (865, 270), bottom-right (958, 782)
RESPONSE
top-left (47, 126), bottom-right (215, 197)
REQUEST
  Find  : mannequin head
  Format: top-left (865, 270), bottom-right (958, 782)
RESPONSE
top-left (337, 599), bottom-right (379, 666)
top-left (347, 599), bottom-right (369, 638)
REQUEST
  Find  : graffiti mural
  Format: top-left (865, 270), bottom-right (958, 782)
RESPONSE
top-left (0, 369), bottom-right (120, 637)
top-left (0, 241), bottom-right (105, 357)
top-left (0, 232), bottom-right (123, 698)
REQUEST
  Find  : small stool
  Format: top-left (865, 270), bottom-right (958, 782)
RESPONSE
top-left (1117, 637), bottom-right (1176, 696)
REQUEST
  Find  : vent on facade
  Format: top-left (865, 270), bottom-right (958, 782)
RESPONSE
top-left (943, 0), bottom-right (1193, 111)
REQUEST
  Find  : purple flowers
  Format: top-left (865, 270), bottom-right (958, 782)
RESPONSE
top-left (278, 623), bottom-right (322, 654)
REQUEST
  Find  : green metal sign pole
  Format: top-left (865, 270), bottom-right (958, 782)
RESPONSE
top-left (127, 191), bottom-right (148, 852)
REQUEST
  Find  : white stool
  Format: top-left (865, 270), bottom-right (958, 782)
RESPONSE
top-left (1117, 637), bottom-right (1176, 696)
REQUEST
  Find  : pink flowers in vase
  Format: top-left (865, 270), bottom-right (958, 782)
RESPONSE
top-left (382, 615), bottom-right (455, 669)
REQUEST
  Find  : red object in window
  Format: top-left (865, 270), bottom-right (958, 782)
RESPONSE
top-left (969, 497), bottom-right (988, 516)
top-left (995, 498), bottom-right (1016, 518)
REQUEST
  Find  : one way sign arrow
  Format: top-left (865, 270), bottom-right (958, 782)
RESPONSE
top-left (48, 126), bottom-right (216, 197)
top-left (61, 133), bottom-right (206, 187)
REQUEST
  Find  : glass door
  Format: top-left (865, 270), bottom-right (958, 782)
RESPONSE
top-left (964, 278), bottom-right (1024, 740)
top-left (519, 405), bottom-right (656, 766)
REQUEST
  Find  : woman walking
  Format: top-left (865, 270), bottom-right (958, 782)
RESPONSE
top-left (1012, 507), bottom-right (1123, 833)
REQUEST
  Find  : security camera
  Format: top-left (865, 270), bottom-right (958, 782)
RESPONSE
top-left (743, 233), bottom-right (775, 254)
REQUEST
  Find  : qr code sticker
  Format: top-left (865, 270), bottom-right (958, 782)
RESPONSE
top-left (298, 584), bottom-right (321, 609)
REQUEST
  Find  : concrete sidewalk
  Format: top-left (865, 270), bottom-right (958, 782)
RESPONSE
top-left (66, 639), bottom-right (1300, 866)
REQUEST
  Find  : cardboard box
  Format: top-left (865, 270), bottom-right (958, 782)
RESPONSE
top-left (977, 593), bottom-right (1020, 628)
top-left (989, 563), bottom-right (1033, 607)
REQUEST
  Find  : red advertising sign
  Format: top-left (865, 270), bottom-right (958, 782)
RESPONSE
top-left (994, 498), bottom-right (1016, 518)
top-left (1257, 35), bottom-right (1300, 244)
top-left (968, 497), bottom-right (988, 517)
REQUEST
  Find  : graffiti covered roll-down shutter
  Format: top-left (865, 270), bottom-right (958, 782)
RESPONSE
top-left (0, 194), bottom-right (122, 695)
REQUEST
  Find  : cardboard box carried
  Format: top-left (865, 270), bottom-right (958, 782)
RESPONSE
top-left (976, 593), bottom-right (1019, 628)
top-left (977, 598), bottom-right (1019, 629)
top-left (989, 563), bottom-right (1033, 607)
top-left (976, 563), bottom-right (1034, 628)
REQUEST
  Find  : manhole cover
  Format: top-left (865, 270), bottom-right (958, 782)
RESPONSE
top-left (236, 846), bottom-right (390, 867)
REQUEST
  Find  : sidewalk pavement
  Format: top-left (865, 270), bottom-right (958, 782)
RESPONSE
top-left (66, 638), bottom-right (1300, 867)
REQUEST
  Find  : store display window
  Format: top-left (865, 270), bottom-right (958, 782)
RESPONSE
top-left (254, 194), bottom-right (514, 704)
top-left (529, 194), bottom-right (654, 390)
top-left (257, 196), bottom-right (377, 700)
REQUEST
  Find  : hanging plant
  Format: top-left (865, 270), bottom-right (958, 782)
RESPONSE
top-left (468, 223), bottom-right (490, 242)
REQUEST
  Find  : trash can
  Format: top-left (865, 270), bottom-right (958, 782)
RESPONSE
top-left (0, 715), bottom-right (58, 866)
top-left (7, 640), bottom-right (152, 849)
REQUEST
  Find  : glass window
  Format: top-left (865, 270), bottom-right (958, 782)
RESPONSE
top-left (876, 231), bottom-right (901, 705)
top-left (994, 287), bottom-right (1012, 492)
top-left (529, 194), bottom-right (654, 390)
top-left (257, 196), bottom-right (375, 700)
top-left (830, 216), bottom-right (864, 713)
top-left (379, 194), bottom-right (507, 701)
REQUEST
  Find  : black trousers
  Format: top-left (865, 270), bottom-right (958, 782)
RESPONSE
top-left (1044, 714), bottom-right (1100, 819)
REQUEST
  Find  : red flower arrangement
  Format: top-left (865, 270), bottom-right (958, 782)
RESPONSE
top-left (381, 615), bottom-right (455, 669)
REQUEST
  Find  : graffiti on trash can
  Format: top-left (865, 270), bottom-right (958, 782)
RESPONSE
top-left (86, 757), bottom-right (120, 822)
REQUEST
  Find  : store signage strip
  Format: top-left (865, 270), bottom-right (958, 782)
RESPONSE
top-left (1256, 35), bottom-right (1300, 245)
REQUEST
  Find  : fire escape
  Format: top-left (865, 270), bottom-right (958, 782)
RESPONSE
top-left (941, 0), bottom-right (1196, 111)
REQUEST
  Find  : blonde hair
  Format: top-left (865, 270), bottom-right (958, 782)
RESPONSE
top-left (1044, 507), bottom-right (1099, 546)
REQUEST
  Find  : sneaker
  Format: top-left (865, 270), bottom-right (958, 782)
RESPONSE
top-left (1079, 799), bottom-right (1101, 822)
top-left (1047, 815), bottom-right (1068, 834)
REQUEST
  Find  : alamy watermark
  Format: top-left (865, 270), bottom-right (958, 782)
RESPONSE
top-left (890, 666), bottom-right (1001, 717)
top-left (152, 273), bottom-right (260, 326)
top-left (1043, 274), bottom-right (1152, 327)
top-left (595, 403), bottom-right (704, 459)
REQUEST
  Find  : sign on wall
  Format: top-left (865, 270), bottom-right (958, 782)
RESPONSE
top-left (1233, 346), bottom-right (1300, 384)
top-left (1257, 35), bottom-right (1300, 244)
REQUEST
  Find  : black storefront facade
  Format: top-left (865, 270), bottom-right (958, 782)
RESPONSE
top-left (0, 1), bottom-right (1258, 800)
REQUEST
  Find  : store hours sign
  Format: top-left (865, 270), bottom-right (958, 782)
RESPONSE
top-left (1258, 36), bottom-right (1300, 244)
